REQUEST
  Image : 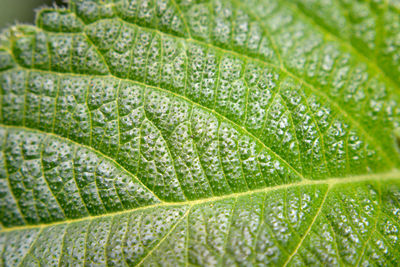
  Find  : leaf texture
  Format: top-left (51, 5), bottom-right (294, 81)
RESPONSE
top-left (0, 0), bottom-right (400, 266)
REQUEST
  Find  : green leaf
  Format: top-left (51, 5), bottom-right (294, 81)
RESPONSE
top-left (1, 0), bottom-right (400, 265)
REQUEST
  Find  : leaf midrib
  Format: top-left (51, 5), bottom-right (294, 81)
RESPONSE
top-left (1, 1), bottom-right (399, 231)
top-left (1, 161), bottom-right (399, 233)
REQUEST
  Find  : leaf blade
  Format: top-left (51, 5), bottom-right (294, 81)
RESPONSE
top-left (1, 0), bottom-right (400, 265)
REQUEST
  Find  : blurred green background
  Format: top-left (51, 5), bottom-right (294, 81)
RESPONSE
top-left (0, 0), bottom-right (66, 29)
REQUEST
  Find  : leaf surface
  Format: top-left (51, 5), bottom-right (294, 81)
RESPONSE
top-left (1, 0), bottom-right (400, 265)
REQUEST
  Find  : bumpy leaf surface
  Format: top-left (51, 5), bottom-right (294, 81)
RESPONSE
top-left (1, 0), bottom-right (400, 266)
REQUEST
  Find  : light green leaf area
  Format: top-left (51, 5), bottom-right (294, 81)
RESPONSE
top-left (0, 0), bottom-right (400, 266)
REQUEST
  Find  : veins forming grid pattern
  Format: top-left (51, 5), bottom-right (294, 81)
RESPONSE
top-left (0, 0), bottom-right (400, 266)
